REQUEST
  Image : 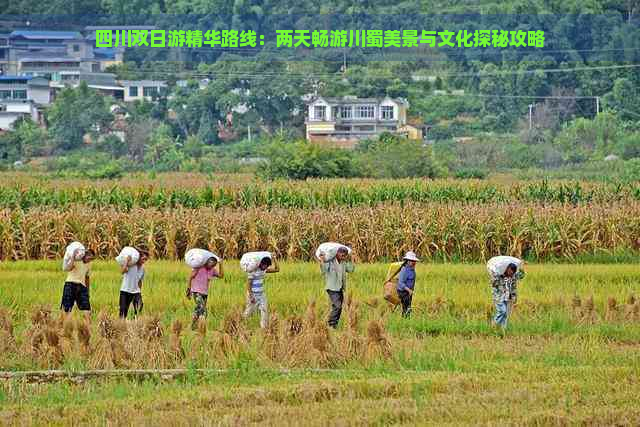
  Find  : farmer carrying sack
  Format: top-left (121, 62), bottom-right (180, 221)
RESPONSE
top-left (486, 256), bottom-right (523, 277)
top-left (62, 241), bottom-right (85, 271)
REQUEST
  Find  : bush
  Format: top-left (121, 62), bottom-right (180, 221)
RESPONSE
top-left (357, 133), bottom-right (446, 179)
top-left (454, 167), bottom-right (488, 179)
top-left (95, 134), bottom-right (127, 158)
top-left (86, 161), bottom-right (125, 179)
top-left (616, 133), bottom-right (640, 160)
top-left (44, 151), bottom-right (129, 179)
top-left (553, 113), bottom-right (621, 161)
top-left (258, 140), bottom-right (360, 180)
top-left (621, 158), bottom-right (640, 182)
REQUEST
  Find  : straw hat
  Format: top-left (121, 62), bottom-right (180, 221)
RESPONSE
top-left (403, 251), bottom-right (420, 262)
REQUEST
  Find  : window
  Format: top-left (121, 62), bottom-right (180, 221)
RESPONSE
top-left (331, 106), bottom-right (339, 120)
top-left (355, 105), bottom-right (374, 119)
top-left (313, 105), bottom-right (326, 120)
top-left (129, 86), bottom-right (138, 97)
top-left (0, 90), bottom-right (11, 99)
top-left (91, 63), bottom-right (100, 72)
top-left (73, 44), bottom-right (80, 52)
top-left (143, 86), bottom-right (159, 97)
top-left (13, 90), bottom-right (27, 100)
top-left (381, 106), bottom-right (394, 120)
top-left (340, 106), bottom-right (352, 119)
top-left (356, 125), bottom-right (374, 131)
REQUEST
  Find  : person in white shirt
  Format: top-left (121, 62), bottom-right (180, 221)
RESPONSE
top-left (119, 251), bottom-right (148, 319)
top-left (242, 256), bottom-right (279, 328)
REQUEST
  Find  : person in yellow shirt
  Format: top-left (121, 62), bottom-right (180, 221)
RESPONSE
top-left (61, 249), bottom-right (95, 321)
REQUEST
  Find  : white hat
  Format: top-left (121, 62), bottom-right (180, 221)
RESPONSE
top-left (403, 251), bottom-right (420, 262)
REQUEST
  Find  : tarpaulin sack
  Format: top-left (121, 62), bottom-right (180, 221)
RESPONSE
top-left (62, 241), bottom-right (85, 271)
top-left (315, 242), bottom-right (352, 262)
top-left (116, 247), bottom-right (140, 267)
top-left (487, 256), bottom-right (523, 277)
top-left (240, 251), bottom-right (272, 273)
top-left (185, 248), bottom-right (220, 269)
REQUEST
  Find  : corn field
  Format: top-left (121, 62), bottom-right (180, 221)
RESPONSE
top-left (2, 202), bottom-right (640, 261)
top-left (2, 175), bottom-right (640, 210)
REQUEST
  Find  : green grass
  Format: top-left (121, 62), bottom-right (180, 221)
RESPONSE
top-left (2, 261), bottom-right (640, 425)
top-left (2, 261), bottom-right (640, 333)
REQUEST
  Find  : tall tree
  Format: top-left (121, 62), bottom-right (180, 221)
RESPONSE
top-left (47, 83), bottom-right (113, 152)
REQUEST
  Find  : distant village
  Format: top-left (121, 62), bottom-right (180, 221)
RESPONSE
top-left (0, 26), bottom-right (428, 146)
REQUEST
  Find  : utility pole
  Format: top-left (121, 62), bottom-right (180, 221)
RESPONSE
top-left (595, 96), bottom-right (600, 116)
top-left (247, 125), bottom-right (251, 142)
top-left (342, 50), bottom-right (347, 74)
top-left (528, 104), bottom-right (533, 130)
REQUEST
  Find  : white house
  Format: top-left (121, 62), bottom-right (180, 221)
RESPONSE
top-left (120, 80), bottom-right (168, 102)
top-left (305, 96), bottom-right (422, 147)
top-left (0, 100), bottom-right (39, 130)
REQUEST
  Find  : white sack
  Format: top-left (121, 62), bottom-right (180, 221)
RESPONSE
top-left (487, 256), bottom-right (523, 277)
top-left (62, 241), bottom-right (85, 271)
top-left (315, 242), bottom-right (352, 262)
top-left (185, 248), bottom-right (220, 269)
top-left (240, 251), bottom-right (272, 273)
top-left (116, 246), bottom-right (140, 267)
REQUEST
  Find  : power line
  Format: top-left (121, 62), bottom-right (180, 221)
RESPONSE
top-left (436, 93), bottom-right (597, 99)
top-left (182, 45), bottom-right (640, 55)
top-left (416, 63), bottom-right (640, 78)
top-left (103, 62), bottom-right (640, 80)
top-left (616, 107), bottom-right (640, 118)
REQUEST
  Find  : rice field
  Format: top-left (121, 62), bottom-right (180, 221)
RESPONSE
top-left (2, 172), bottom-right (640, 425)
top-left (1, 261), bottom-right (640, 424)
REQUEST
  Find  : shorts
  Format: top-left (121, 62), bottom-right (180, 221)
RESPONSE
top-left (61, 282), bottom-right (91, 312)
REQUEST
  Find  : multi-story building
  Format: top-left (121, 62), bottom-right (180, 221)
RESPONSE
top-left (0, 33), bottom-right (9, 75)
top-left (305, 96), bottom-right (423, 147)
top-left (8, 30), bottom-right (86, 76)
top-left (6, 29), bottom-right (127, 77)
top-left (0, 75), bottom-right (51, 105)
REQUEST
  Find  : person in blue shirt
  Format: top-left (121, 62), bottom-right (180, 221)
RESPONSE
top-left (396, 251), bottom-right (420, 318)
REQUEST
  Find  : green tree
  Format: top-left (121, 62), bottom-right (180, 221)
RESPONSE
top-left (47, 83), bottom-right (113, 152)
top-left (144, 124), bottom-right (184, 171)
top-left (12, 117), bottom-right (49, 158)
top-left (603, 78), bottom-right (640, 121)
top-left (554, 113), bottom-right (622, 161)
top-left (168, 82), bottom-right (223, 144)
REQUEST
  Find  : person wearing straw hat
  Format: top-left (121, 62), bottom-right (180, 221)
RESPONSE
top-left (396, 251), bottom-right (420, 318)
